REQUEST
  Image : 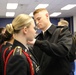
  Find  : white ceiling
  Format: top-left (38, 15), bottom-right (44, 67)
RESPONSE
top-left (0, 0), bottom-right (76, 18)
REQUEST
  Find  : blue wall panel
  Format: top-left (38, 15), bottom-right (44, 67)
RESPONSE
top-left (0, 18), bottom-right (13, 27)
top-left (0, 17), bottom-right (73, 33)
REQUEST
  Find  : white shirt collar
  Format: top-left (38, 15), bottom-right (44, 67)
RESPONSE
top-left (43, 23), bottom-right (52, 34)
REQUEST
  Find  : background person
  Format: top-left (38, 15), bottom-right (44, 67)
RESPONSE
top-left (0, 27), bottom-right (6, 44)
top-left (0, 24), bottom-right (14, 75)
top-left (0, 27), bottom-right (6, 34)
top-left (58, 19), bottom-right (75, 75)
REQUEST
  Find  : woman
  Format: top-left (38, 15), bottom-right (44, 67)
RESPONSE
top-left (0, 24), bottom-right (14, 75)
top-left (5, 14), bottom-right (39, 75)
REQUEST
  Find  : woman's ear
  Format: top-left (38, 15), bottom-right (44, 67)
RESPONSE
top-left (23, 27), bottom-right (28, 34)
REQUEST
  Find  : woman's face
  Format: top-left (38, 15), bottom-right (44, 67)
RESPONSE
top-left (26, 20), bottom-right (36, 41)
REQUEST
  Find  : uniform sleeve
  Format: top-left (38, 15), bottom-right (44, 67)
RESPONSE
top-left (34, 27), bottom-right (72, 58)
top-left (7, 55), bottom-right (30, 75)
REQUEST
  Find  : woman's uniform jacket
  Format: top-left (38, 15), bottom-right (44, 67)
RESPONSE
top-left (6, 40), bottom-right (39, 75)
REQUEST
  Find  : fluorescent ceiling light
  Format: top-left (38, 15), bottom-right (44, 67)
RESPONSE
top-left (50, 12), bottom-right (61, 17)
top-left (7, 3), bottom-right (18, 9)
top-left (61, 4), bottom-right (76, 10)
top-left (35, 4), bottom-right (49, 9)
top-left (29, 12), bottom-right (33, 17)
top-left (6, 12), bottom-right (15, 17)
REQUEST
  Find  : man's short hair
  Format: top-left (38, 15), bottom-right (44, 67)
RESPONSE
top-left (33, 8), bottom-right (47, 15)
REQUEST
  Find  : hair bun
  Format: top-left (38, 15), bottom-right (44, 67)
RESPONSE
top-left (6, 23), bottom-right (13, 34)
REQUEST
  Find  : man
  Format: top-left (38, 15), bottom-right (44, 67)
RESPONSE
top-left (28, 8), bottom-right (72, 75)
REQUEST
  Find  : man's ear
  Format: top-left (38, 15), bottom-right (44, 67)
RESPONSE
top-left (45, 13), bottom-right (49, 20)
top-left (23, 27), bottom-right (28, 34)
top-left (46, 13), bottom-right (49, 17)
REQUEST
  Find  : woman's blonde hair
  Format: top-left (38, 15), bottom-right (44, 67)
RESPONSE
top-left (7, 14), bottom-right (33, 34)
top-left (0, 23), bottom-right (13, 43)
top-left (6, 23), bottom-right (13, 34)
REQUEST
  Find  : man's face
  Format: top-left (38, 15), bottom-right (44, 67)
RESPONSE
top-left (34, 11), bottom-right (48, 30)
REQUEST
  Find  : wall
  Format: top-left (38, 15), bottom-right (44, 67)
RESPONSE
top-left (50, 17), bottom-right (73, 33)
top-left (0, 17), bottom-right (73, 34)
top-left (0, 18), bottom-right (13, 27)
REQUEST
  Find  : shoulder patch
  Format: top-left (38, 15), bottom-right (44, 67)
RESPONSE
top-left (13, 46), bottom-right (22, 55)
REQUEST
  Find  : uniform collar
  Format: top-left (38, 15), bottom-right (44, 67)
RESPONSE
top-left (12, 39), bottom-right (27, 50)
top-left (42, 23), bottom-right (52, 34)
top-left (47, 24), bottom-right (57, 35)
top-left (36, 24), bottom-right (57, 38)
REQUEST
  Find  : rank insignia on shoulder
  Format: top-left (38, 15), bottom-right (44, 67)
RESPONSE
top-left (13, 46), bottom-right (22, 55)
top-left (25, 49), bottom-right (27, 52)
top-left (8, 46), bottom-right (12, 51)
